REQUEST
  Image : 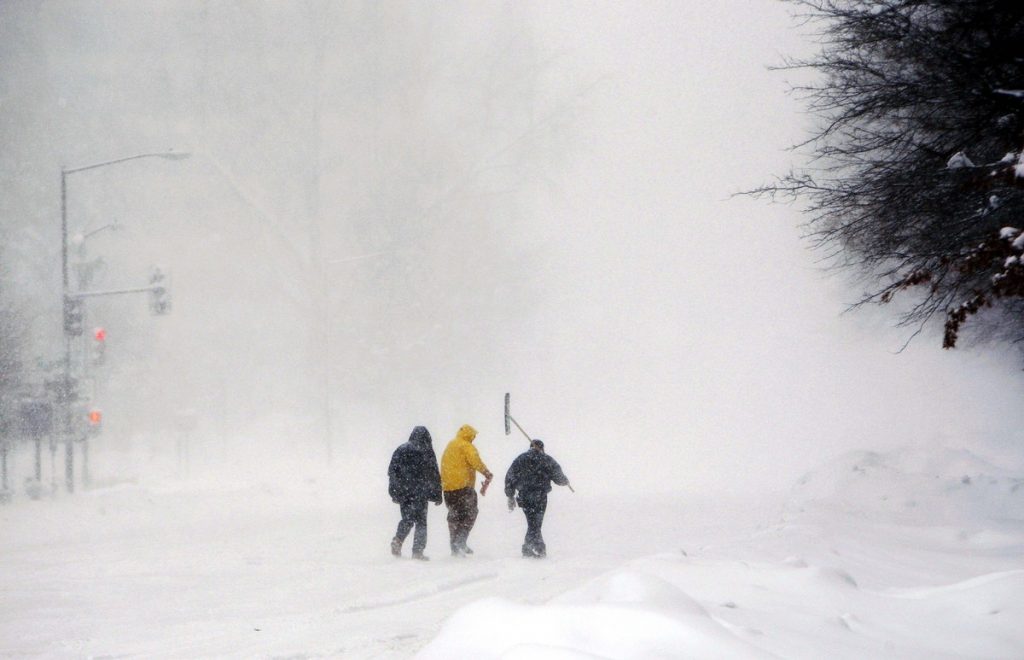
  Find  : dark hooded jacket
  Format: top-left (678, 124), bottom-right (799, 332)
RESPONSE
top-left (388, 426), bottom-right (443, 504)
top-left (504, 447), bottom-right (569, 500)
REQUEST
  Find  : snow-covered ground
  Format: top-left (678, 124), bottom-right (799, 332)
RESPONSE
top-left (2, 443), bottom-right (1022, 658)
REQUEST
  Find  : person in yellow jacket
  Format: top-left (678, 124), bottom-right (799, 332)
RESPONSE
top-left (440, 424), bottom-right (493, 556)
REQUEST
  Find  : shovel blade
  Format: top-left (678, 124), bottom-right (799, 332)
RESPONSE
top-left (504, 392), bottom-right (511, 435)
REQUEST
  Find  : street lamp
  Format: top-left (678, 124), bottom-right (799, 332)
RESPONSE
top-left (61, 151), bottom-right (190, 295)
top-left (71, 222), bottom-right (122, 296)
top-left (72, 221), bottom-right (122, 254)
top-left (58, 150), bottom-right (190, 492)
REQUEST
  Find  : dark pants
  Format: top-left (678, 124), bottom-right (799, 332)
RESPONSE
top-left (518, 492), bottom-right (548, 557)
top-left (444, 487), bottom-right (478, 552)
top-left (395, 499), bottom-right (429, 554)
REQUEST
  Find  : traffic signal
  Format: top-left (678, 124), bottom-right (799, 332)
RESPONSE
top-left (149, 267), bottom-right (171, 315)
top-left (87, 409), bottom-right (102, 434)
top-left (92, 327), bottom-right (107, 365)
top-left (63, 297), bottom-right (84, 336)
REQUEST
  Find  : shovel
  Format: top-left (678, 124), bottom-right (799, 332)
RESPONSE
top-left (505, 393), bottom-right (574, 493)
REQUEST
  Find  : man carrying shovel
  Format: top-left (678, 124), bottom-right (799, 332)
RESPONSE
top-left (504, 438), bottom-right (571, 558)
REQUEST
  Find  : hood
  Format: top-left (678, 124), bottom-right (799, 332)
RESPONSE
top-left (455, 424), bottom-right (477, 443)
top-left (409, 426), bottom-right (433, 449)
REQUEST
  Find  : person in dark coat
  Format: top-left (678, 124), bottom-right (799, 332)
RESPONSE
top-left (388, 426), bottom-right (443, 560)
top-left (504, 439), bottom-right (570, 558)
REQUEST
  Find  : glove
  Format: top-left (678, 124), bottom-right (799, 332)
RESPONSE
top-left (507, 496), bottom-right (516, 511)
top-left (480, 478), bottom-right (491, 496)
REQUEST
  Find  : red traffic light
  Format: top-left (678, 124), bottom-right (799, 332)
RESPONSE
top-left (93, 327), bottom-right (106, 342)
top-left (88, 410), bottom-right (102, 425)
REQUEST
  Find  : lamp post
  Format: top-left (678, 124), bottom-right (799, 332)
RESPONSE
top-left (59, 150), bottom-right (190, 492)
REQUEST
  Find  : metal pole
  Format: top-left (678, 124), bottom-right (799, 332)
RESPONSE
top-left (61, 169), bottom-right (69, 292)
top-left (49, 436), bottom-right (57, 493)
top-left (1, 441), bottom-right (8, 493)
top-left (65, 433), bottom-right (74, 493)
top-left (81, 437), bottom-right (89, 489)
top-left (61, 168), bottom-right (74, 493)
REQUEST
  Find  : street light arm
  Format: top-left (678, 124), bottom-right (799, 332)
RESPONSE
top-left (80, 222), bottom-right (120, 241)
top-left (62, 150), bottom-right (190, 288)
top-left (64, 151), bottom-right (191, 175)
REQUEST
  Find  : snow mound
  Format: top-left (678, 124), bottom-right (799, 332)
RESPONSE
top-left (552, 569), bottom-right (711, 616)
top-left (784, 445), bottom-right (1024, 526)
top-left (416, 570), bottom-right (769, 660)
top-left (890, 568), bottom-right (1024, 606)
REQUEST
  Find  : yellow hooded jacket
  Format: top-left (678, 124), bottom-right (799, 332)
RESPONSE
top-left (441, 425), bottom-right (490, 492)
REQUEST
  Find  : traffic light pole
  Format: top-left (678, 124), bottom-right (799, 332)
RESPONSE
top-left (61, 169), bottom-right (69, 293)
top-left (60, 168), bottom-right (75, 493)
top-left (58, 151), bottom-right (189, 494)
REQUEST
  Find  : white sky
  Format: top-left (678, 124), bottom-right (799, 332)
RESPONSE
top-left (2, 0), bottom-right (1024, 498)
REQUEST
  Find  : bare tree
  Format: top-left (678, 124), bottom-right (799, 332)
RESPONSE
top-left (755, 0), bottom-right (1024, 349)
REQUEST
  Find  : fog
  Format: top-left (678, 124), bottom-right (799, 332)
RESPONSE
top-left (4, 0), bottom-right (1024, 499)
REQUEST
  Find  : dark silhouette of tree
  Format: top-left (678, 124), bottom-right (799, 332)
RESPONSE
top-left (755, 0), bottom-right (1024, 348)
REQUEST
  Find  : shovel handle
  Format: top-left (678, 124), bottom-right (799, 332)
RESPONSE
top-left (508, 414), bottom-right (532, 443)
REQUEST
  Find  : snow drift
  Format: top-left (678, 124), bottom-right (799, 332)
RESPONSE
top-left (418, 446), bottom-right (1024, 659)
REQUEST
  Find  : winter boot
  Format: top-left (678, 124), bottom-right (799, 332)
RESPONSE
top-left (411, 551), bottom-right (429, 561)
top-left (391, 537), bottom-right (402, 557)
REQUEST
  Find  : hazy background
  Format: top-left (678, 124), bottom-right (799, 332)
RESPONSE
top-left (3, 0), bottom-right (1024, 498)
